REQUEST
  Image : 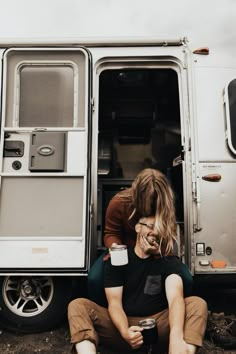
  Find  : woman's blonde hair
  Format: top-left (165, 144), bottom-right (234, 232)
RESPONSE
top-left (130, 168), bottom-right (177, 255)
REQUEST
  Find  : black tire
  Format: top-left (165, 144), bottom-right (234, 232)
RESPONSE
top-left (0, 276), bottom-right (73, 333)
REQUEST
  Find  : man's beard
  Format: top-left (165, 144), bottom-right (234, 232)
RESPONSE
top-left (138, 233), bottom-right (160, 255)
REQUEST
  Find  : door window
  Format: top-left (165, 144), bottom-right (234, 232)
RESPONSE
top-left (4, 49), bottom-right (87, 128)
top-left (19, 64), bottom-right (74, 127)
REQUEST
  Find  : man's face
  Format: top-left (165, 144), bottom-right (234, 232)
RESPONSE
top-left (136, 216), bottom-right (161, 255)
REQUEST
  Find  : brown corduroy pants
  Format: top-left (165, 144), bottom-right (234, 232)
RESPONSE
top-left (68, 296), bottom-right (207, 352)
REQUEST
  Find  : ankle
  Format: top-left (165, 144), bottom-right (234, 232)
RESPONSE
top-left (75, 340), bottom-right (96, 354)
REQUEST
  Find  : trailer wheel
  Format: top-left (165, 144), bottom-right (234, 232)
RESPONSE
top-left (0, 276), bottom-right (73, 333)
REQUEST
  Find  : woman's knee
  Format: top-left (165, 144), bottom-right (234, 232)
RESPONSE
top-left (180, 263), bottom-right (193, 296)
top-left (88, 254), bottom-right (105, 282)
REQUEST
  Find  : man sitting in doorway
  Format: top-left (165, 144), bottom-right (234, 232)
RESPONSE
top-left (68, 215), bottom-right (208, 354)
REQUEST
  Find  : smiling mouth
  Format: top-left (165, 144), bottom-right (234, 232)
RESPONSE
top-left (146, 236), bottom-right (157, 246)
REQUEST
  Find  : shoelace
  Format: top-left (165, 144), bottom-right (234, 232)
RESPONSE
top-left (211, 320), bottom-right (234, 336)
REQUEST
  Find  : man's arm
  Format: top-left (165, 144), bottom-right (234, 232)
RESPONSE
top-left (165, 274), bottom-right (191, 354)
top-left (105, 286), bottom-right (143, 349)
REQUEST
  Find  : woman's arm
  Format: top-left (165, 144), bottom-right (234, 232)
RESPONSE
top-left (103, 197), bottom-right (124, 248)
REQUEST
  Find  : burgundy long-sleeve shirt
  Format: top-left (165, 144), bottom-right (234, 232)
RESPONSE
top-left (103, 190), bottom-right (141, 248)
top-left (103, 189), bottom-right (175, 256)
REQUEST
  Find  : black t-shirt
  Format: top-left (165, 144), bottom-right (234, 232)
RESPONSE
top-left (104, 248), bottom-right (185, 316)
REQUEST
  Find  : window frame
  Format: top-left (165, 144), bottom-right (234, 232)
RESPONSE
top-left (225, 78), bottom-right (236, 155)
top-left (14, 60), bottom-right (79, 128)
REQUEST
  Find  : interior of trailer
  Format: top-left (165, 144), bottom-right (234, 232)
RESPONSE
top-left (97, 68), bottom-right (184, 249)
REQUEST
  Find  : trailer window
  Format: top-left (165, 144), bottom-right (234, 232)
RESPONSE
top-left (19, 65), bottom-right (74, 127)
top-left (226, 79), bottom-right (236, 154)
top-left (3, 49), bottom-right (87, 128)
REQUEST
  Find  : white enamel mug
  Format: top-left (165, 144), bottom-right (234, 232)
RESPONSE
top-left (110, 245), bottom-right (128, 266)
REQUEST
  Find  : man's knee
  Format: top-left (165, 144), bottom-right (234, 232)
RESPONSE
top-left (185, 296), bottom-right (208, 317)
top-left (68, 298), bottom-right (91, 318)
top-left (68, 298), bottom-right (103, 349)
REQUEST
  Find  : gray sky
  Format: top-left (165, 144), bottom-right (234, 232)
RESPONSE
top-left (0, 0), bottom-right (235, 51)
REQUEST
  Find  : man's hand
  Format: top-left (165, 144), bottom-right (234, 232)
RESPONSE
top-left (169, 335), bottom-right (192, 354)
top-left (111, 242), bottom-right (119, 248)
top-left (139, 234), bottom-right (160, 255)
top-left (122, 325), bottom-right (143, 349)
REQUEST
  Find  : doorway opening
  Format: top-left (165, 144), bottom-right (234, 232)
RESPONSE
top-left (97, 68), bottom-right (184, 253)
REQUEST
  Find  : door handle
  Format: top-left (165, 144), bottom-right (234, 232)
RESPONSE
top-left (3, 141), bottom-right (24, 157)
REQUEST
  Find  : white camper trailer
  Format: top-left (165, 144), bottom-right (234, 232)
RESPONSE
top-left (0, 37), bottom-right (235, 331)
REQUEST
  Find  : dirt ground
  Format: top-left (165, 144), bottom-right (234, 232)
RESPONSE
top-left (0, 325), bottom-right (236, 354)
top-left (0, 287), bottom-right (236, 354)
top-left (0, 322), bottom-right (72, 354)
top-left (0, 320), bottom-right (236, 354)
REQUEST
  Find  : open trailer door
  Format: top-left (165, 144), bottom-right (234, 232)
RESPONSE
top-left (0, 47), bottom-right (92, 271)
